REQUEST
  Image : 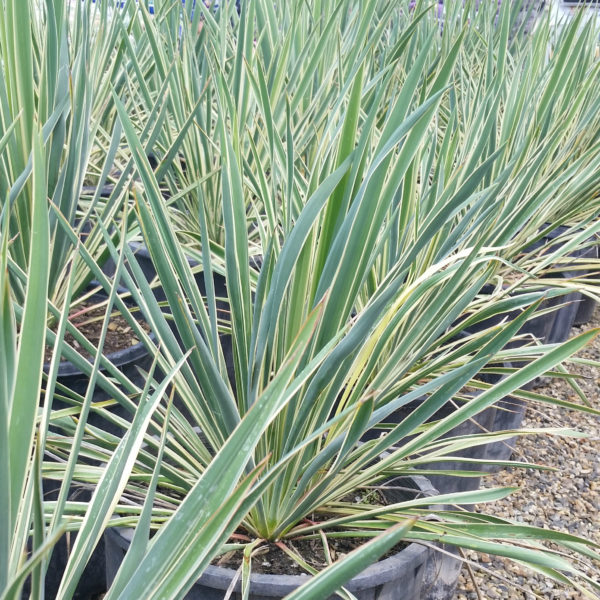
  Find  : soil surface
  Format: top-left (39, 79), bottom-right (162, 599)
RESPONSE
top-left (213, 538), bottom-right (406, 575)
top-left (212, 490), bottom-right (408, 576)
top-left (215, 534), bottom-right (406, 576)
top-left (44, 300), bottom-right (151, 363)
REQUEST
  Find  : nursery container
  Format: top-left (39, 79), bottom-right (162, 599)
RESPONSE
top-left (545, 290), bottom-right (582, 343)
top-left (574, 293), bottom-right (598, 326)
top-left (361, 397), bottom-right (496, 494)
top-left (39, 287), bottom-right (153, 599)
top-left (23, 540), bottom-right (106, 600)
top-left (123, 245), bottom-right (265, 388)
top-left (361, 368), bottom-right (503, 495)
top-left (459, 282), bottom-right (557, 354)
top-left (483, 396), bottom-right (526, 467)
top-left (481, 219), bottom-right (596, 454)
top-left (465, 226), bottom-right (597, 344)
top-left (124, 244), bottom-right (263, 309)
top-left (44, 285), bottom-right (153, 435)
top-left (459, 225), bottom-right (597, 393)
top-left (573, 242), bottom-right (599, 325)
top-left (105, 476), bottom-right (461, 600)
top-left (20, 483), bottom-right (106, 600)
top-left (526, 225), bottom-right (597, 343)
top-left (42, 288), bottom-right (152, 599)
top-left (119, 242), bottom-right (229, 312)
top-left (420, 395), bottom-right (498, 496)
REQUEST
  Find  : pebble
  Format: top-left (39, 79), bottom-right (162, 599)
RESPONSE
top-left (453, 306), bottom-right (600, 599)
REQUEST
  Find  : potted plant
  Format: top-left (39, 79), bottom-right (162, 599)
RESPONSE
top-left (89, 108), bottom-right (599, 599)
top-left (27, 1), bottom-right (600, 598)
top-left (0, 2), bottom-right (177, 595)
top-left (42, 4), bottom-right (600, 594)
top-left (0, 0), bottom-right (159, 380)
top-left (0, 123), bottom-right (171, 600)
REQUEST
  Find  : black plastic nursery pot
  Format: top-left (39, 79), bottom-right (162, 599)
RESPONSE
top-left (482, 395), bottom-right (526, 467)
top-left (525, 225), bottom-right (597, 344)
top-left (20, 482), bottom-right (107, 600)
top-left (459, 282), bottom-right (557, 354)
top-left (463, 225), bottom-right (597, 346)
top-left (123, 245), bottom-right (266, 392)
top-left (102, 242), bottom-right (230, 340)
top-left (523, 225), bottom-right (598, 388)
top-left (38, 290), bottom-right (154, 598)
top-left (459, 286), bottom-right (558, 395)
top-left (573, 292), bottom-right (597, 326)
top-left (544, 289), bottom-right (581, 344)
top-left (124, 243), bottom-right (262, 311)
top-left (22, 543), bottom-right (106, 600)
top-left (105, 476), bottom-right (461, 600)
top-left (122, 243), bottom-right (233, 372)
top-left (361, 391), bottom-right (498, 497)
top-left (420, 397), bottom-right (498, 497)
top-left (44, 537), bottom-right (106, 600)
top-left (44, 286), bottom-right (154, 435)
top-left (573, 242), bottom-right (599, 326)
top-left (45, 329), bottom-right (151, 397)
top-left (126, 242), bottom-right (229, 305)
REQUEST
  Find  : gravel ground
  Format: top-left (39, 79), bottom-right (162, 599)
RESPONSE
top-left (454, 306), bottom-right (600, 599)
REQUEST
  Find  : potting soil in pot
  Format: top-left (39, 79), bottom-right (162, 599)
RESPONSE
top-left (105, 476), bottom-right (462, 600)
top-left (213, 490), bottom-right (407, 575)
top-left (44, 299), bottom-right (151, 364)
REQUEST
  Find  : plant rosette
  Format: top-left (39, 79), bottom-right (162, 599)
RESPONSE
top-left (66, 8), bottom-right (600, 597)
top-left (105, 476), bottom-right (461, 600)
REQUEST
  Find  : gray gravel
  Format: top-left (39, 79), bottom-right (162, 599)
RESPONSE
top-left (454, 306), bottom-right (600, 599)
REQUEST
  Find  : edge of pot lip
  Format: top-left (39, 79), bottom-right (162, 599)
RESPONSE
top-left (107, 475), bottom-right (438, 594)
top-left (198, 539), bottom-right (431, 594)
top-left (43, 283), bottom-right (155, 378)
top-left (128, 240), bottom-right (263, 273)
top-left (43, 334), bottom-right (155, 378)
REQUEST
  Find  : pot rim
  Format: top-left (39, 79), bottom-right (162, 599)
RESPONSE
top-left (43, 283), bottom-right (154, 378)
top-left (107, 475), bottom-right (438, 595)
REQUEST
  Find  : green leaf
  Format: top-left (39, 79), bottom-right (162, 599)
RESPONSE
top-left (283, 519), bottom-right (416, 600)
top-left (8, 128), bottom-right (48, 531)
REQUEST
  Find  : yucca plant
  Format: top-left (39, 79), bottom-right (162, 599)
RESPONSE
top-left (158, 0), bottom-right (600, 307)
top-left (0, 105), bottom-right (280, 599)
top-left (0, 122), bottom-right (160, 600)
top-left (36, 4), bottom-right (600, 599)
top-left (0, 0), bottom-right (156, 324)
top-left (0, 170), bottom-right (278, 600)
top-left (352, 2), bottom-right (600, 346)
top-left (0, 128), bottom-right (55, 600)
top-left (10, 1), bottom-right (594, 599)
top-left (432, 6), bottom-right (600, 351)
